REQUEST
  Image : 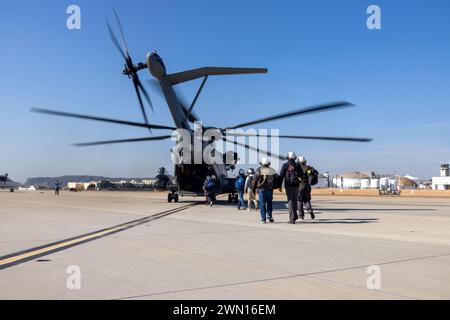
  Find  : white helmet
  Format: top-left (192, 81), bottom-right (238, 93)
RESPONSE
top-left (298, 156), bottom-right (307, 164)
top-left (287, 151), bottom-right (297, 160)
top-left (260, 157), bottom-right (271, 166)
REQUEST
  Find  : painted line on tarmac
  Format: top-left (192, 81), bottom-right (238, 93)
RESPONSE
top-left (113, 251), bottom-right (450, 300)
top-left (0, 202), bottom-right (198, 271)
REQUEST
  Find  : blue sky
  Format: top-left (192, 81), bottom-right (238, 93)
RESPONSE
top-left (1, 0), bottom-right (449, 182)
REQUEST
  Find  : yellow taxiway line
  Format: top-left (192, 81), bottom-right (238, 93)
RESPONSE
top-left (0, 203), bottom-right (197, 270)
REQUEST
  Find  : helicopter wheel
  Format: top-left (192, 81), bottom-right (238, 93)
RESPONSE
top-left (233, 193), bottom-right (238, 203)
top-left (168, 193), bottom-right (173, 203)
top-left (228, 194), bottom-right (232, 203)
top-left (174, 194), bottom-right (179, 203)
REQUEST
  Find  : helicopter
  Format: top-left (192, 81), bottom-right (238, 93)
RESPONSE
top-left (31, 11), bottom-right (372, 203)
top-left (0, 173), bottom-right (15, 192)
top-left (153, 167), bottom-right (171, 191)
top-left (0, 173), bottom-right (9, 185)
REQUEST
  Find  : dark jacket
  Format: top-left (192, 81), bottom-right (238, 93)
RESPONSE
top-left (279, 160), bottom-right (304, 188)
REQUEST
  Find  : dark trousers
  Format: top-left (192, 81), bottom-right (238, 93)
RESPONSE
top-left (206, 192), bottom-right (216, 204)
top-left (285, 187), bottom-right (299, 222)
top-left (258, 189), bottom-right (273, 221)
top-left (55, 189), bottom-right (60, 196)
top-left (298, 184), bottom-right (313, 216)
top-left (299, 201), bottom-right (313, 215)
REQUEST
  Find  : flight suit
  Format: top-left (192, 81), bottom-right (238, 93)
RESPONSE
top-left (298, 164), bottom-right (314, 219)
top-left (279, 160), bottom-right (304, 223)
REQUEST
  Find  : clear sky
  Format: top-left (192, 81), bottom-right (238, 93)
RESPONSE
top-left (1, 0), bottom-right (449, 182)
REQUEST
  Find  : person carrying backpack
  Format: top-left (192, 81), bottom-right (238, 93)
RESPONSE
top-left (279, 152), bottom-right (304, 224)
top-left (244, 168), bottom-right (258, 211)
top-left (235, 169), bottom-right (247, 210)
top-left (254, 158), bottom-right (279, 224)
top-left (298, 156), bottom-right (317, 220)
top-left (203, 175), bottom-right (217, 207)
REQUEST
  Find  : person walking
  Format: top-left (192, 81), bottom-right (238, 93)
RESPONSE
top-left (254, 158), bottom-right (278, 224)
top-left (235, 169), bottom-right (247, 210)
top-left (279, 152), bottom-right (304, 224)
top-left (244, 168), bottom-right (258, 211)
top-left (298, 156), bottom-right (316, 220)
top-left (203, 175), bottom-right (217, 207)
top-left (54, 181), bottom-right (61, 196)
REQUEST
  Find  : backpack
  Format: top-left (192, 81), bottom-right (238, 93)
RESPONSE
top-left (205, 180), bottom-right (217, 192)
top-left (270, 173), bottom-right (281, 190)
top-left (286, 162), bottom-right (301, 185)
top-left (235, 175), bottom-right (245, 191)
top-left (306, 167), bottom-right (319, 186)
top-left (255, 167), bottom-right (280, 190)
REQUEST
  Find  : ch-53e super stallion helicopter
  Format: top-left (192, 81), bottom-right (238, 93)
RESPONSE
top-left (0, 173), bottom-right (15, 192)
top-left (0, 173), bottom-right (9, 186)
top-left (32, 11), bottom-right (371, 203)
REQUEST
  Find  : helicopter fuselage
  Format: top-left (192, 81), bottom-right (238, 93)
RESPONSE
top-left (145, 52), bottom-right (233, 198)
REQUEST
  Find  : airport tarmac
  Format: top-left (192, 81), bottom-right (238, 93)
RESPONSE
top-left (0, 190), bottom-right (449, 300)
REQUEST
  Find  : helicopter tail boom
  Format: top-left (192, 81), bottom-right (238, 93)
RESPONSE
top-left (167, 67), bottom-right (268, 85)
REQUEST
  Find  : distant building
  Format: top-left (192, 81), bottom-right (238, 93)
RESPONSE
top-left (405, 174), bottom-right (419, 182)
top-left (333, 172), bottom-right (371, 189)
top-left (397, 177), bottom-right (418, 190)
top-left (142, 179), bottom-right (157, 185)
top-left (18, 186), bottom-right (37, 191)
top-left (67, 182), bottom-right (85, 191)
top-left (67, 181), bottom-right (98, 191)
top-left (332, 171), bottom-right (418, 192)
top-left (432, 164), bottom-right (450, 190)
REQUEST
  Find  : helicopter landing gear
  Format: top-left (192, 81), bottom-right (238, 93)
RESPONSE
top-left (234, 193), bottom-right (239, 203)
top-left (168, 192), bottom-right (179, 203)
top-left (228, 194), bottom-right (233, 203)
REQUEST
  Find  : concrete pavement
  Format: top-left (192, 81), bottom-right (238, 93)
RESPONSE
top-left (0, 190), bottom-right (449, 299)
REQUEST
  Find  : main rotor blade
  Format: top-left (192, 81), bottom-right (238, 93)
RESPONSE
top-left (31, 108), bottom-right (176, 130)
top-left (108, 10), bottom-right (153, 126)
top-left (73, 135), bottom-right (172, 147)
top-left (112, 8), bottom-right (130, 58)
top-left (136, 77), bottom-right (154, 111)
top-left (225, 101), bottom-right (354, 130)
top-left (225, 132), bottom-right (372, 143)
top-left (106, 19), bottom-right (127, 60)
top-left (132, 76), bottom-right (150, 126)
top-left (223, 137), bottom-right (284, 161)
